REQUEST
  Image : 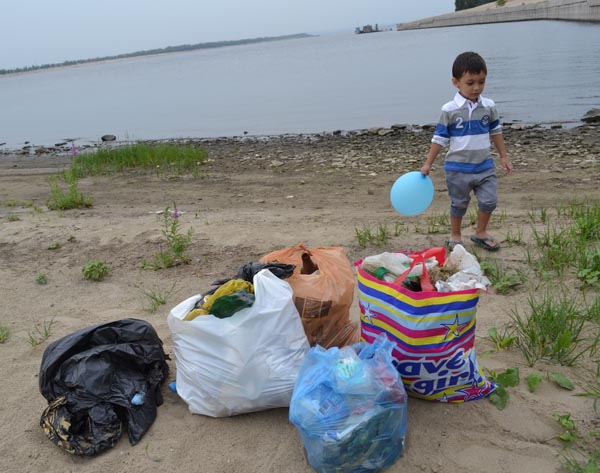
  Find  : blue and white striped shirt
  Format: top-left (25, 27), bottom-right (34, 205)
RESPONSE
top-left (432, 92), bottom-right (502, 173)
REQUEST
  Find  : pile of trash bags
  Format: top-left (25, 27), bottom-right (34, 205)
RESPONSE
top-left (37, 244), bottom-right (497, 471)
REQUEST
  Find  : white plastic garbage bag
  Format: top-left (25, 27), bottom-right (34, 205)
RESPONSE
top-left (435, 244), bottom-right (491, 292)
top-left (168, 269), bottom-right (310, 417)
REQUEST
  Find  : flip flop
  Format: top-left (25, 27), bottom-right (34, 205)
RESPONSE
top-left (470, 235), bottom-right (501, 251)
top-left (445, 240), bottom-right (464, 250)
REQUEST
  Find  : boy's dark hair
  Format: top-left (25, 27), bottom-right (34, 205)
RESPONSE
top-left (452, 52), bottom-right (487, 79)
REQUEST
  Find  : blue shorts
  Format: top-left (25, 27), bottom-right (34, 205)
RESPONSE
top-left (445, 168), bottom-right (498, 218)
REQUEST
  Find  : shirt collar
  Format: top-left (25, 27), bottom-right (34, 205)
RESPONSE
top-left (453, 92), bottom-right (481, 108)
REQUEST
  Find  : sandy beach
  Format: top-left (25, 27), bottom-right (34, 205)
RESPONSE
top-left (0, 122), bottom-right (599, 473)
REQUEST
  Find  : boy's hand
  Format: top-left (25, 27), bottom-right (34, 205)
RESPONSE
top-left (501, 158), bottom-right (513, 175)
top-left (420, 163), bottom-right (432, 176)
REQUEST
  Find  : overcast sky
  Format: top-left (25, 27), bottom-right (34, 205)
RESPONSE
top-left (1, 1), bottom-right (454, 69)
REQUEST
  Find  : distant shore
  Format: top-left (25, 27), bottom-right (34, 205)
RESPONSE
top-left (0, 33), bottom-right (312, 77)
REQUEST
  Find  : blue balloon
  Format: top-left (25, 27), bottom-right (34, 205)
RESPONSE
top-left (390, 171), bottom-right (434, 216)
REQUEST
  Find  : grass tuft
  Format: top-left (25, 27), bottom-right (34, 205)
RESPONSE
top-left (0, 324), bottom-right (9, 343)
top-left (510, 291), bottom-right (598, 366)
top-left (82, 260), bottom-right (111, 281)
top-left (139, 282), bottom-right (176, 313)
top-left (70, 143), bottom-right (207, 177)
top-left (35, 273), bottom-right (49, 285)
top-left (47, 171), bottom-right (93, 210)
top-left (27, 318), bottom-right (55, 347)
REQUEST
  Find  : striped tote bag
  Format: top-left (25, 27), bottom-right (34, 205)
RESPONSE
top-left (356, 249), bottom-right (495, 403)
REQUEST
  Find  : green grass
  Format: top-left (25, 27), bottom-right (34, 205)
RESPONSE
top-left (0, 324), bottom-right (9, 343)
top-left (510, 292), bottom-right (598, 366)
top-left (35, 273), bottom-right (48, 285)
top-left (425, 213), bottom-right (449, 234)
top-left (139, 282), bottom-right (176, 313)
top-left (376, 224), bottom-right (390, 245)
top-left (47, 171), bottom-right (93, 210)
top-left (566, 200), bottom-right (600, 242)
top-left (27, 319), bottom-right (54, 347)
top-left (355, 223), bottom-right (394, 247)
top-left (70, 143), bottom-right (207, 177)
top-left (504, 227), bottom-right (524, 246)
top-left (394, 222), bottom-right (408, 236)
top-left (583, 295), bottom-right (600, 325)
top-left (355, 225), bottom-right (374, 248)
top-left (576, 247), bottom-right (600, 288)
top-left (143, 206), bottom-right (193, 270)
top-left (487, 326), bottom-right (516, 351)
top-left (530, 222), bottom-right (577, 277)
top-left (526, 201), bottom-right (600, 283)
top-left (480, 259), bottom-right (526, 295)
top-left (82, 260), bottom-right (111, 281)
top-left (7, 213), bottom-right (20, 221)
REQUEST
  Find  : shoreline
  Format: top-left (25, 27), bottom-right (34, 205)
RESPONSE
top-left (1, 123), bottom-right (598, 182)
top-left (0, 118), bottom-right (591, 158)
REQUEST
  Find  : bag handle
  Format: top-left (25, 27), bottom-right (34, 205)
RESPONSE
top-left (391, 253), bottom-right (434, 292)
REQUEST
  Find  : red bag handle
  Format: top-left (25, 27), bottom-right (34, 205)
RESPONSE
top-left (391, 247), bottom-right (445, 292)
top-left (392, 254), bottom-right (434, 292)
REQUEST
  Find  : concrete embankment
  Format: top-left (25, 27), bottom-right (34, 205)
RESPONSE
top-left (397, 0), bottom-right (600, 31)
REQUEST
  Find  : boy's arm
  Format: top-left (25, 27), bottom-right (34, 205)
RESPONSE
top-left (421, 143), bottom-right (442, 176)
top-left (490, 133), bottom-right (513, 175)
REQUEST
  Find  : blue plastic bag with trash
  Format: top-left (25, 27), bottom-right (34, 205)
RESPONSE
top-left (289, 333), bottom-right (407, 473)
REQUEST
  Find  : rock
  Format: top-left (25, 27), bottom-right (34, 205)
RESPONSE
top-left (421, 124), bottom-right (436, 131)
top-left (368, 127), bottom-right (382, 135)
top-left (391, 124), bottom-right (407, 130)
top-left (377, 128), bottom-right (395, 136)
top-left (101, 134), bottom-right (117, 142)
top-left (270, 160), bottom-right (284, 167)
top-left (582, 108), bottom-right (600, 123)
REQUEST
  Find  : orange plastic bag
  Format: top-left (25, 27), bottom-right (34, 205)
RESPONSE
top-left (259, 245), bottom-right (358, 348)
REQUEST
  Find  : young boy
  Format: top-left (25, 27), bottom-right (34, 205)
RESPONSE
top-left (421, 51), bottom-right (512, 252)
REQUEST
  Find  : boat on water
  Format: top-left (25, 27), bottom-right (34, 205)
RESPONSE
top-left (355, 24), bottom-right (380, 34)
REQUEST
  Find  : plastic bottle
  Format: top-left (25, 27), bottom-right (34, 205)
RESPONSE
top-left (374, 267), bottom-right (397, 283)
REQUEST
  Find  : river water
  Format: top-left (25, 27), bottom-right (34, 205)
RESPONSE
top-left (1, 20), bottom-right (599, 149)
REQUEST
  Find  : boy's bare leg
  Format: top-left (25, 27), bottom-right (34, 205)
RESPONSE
top-left (474, 210), bottom-right (499, 248)
top-left (450, 215), bottom-right (463, 242)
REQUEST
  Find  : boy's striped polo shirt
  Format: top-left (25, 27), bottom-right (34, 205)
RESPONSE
top-left (432, 92), bottom-right (502, 173)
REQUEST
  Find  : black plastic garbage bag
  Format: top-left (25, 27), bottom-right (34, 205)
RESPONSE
top-left (203, 262), bottom-right (296, 299)
top-left (39, 318), bottom-right (169, 456)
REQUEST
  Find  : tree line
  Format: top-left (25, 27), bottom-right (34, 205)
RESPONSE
top-left (455, 0), bottom-right (496, 11)
top-left (0, 33), bottom-right (311, 75)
